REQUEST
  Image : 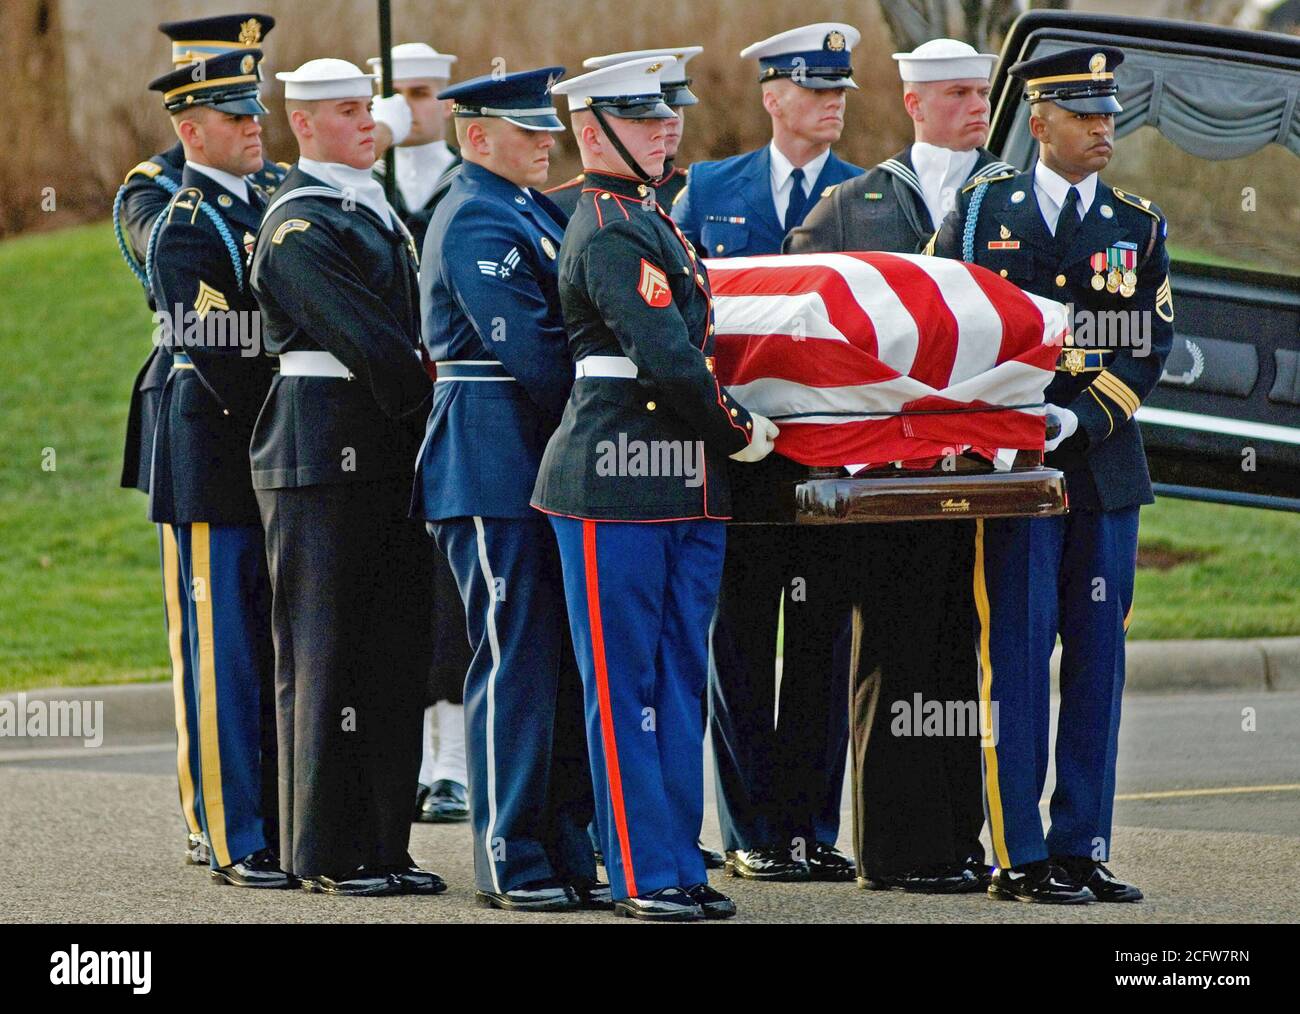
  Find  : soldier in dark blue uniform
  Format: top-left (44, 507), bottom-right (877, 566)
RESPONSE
top-left (545, 46), bottom-right (701, 217)
top-left (413, 67), bottom-right (606, 912)
top-left (671, 23), bottom-right (864, 884)
top-left (930, 46), bottom-right (1174, 903)
top-left (249, 58), bottom-right (442, 897)
top-left (535, 59), bottom-right (779, 921)
top-left (111, 11), bottom-right (285, 869)
top-left (145, 48), bottom-right (288, 888)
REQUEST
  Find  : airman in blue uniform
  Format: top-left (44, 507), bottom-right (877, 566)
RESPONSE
top-left (930, 45), bottom-right (1174, 903)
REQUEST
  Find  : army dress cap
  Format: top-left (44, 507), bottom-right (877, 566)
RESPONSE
top-left (740, 23), bottom-right (859, 90)
top-left (149, 48), bottom-right (267, 115)
top-left (276, 59), bottom-right (374, 101)
top-left (551, 57), bottom-right (678, 119)
top-left (892, 38), bottom-right (996, 83)
top-left (439, 66), bottom-right (567, 130)
top-left (582, 47), bottom-right (702, 106)
top-left (1010, 46), bottom-right (1125, 114)
top-left (159, 13), bottom-right (274, 66)
top-left (367, 42), bottom-right (458, 82)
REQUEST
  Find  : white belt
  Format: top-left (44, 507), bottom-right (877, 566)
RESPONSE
top-left (575, 355), bottom-right (638, 379)
top-left (278, 350), bottom-right (353, 379)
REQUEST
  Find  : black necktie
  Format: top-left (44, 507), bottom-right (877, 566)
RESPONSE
top-left (1056, 185), bottom-right (1080, 248)
top-left (784, 167), bottom-right (808, 233)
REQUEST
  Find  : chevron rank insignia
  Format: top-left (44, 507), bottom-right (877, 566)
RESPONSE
top-left (637, 259), bottom-right (671, 307)
top-left (477, 246), bottom-right (521, 279)
top-left (1156, 274), bottom-right (1175, 322)
top-left (194, 280), bottom-right (229, 319)
top-left (271, 219), bottom-right (311, 245)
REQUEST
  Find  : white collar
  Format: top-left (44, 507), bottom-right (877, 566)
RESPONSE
top-left (909, 143), bottom-right (980, 227)
top-left (186, 161), bottom-right (249, 203)
top-left (298, 157), bottom-right (394, 227)
top-left (396, 139), bottom-right (451, 172)
top-left (768, 140), bottom-right (830, 191)
top-left (1034, 160), bottom-right (1097, 215)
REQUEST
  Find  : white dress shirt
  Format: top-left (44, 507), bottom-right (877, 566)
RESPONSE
top-left (298, 157), bottom-right (395, 228)
top-left (768, 141), bottom-right (830, 225)
top-left (393, 139), bottom-right (454, 212)
top-left (1033, 160), bottom-right (1097, 235)
top-left (186, 161), bottom-right (250, 204)
top-left (909, 142), bottom-right (979, 230)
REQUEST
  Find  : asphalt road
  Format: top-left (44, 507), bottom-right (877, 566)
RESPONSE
top-left (1, 689), bottom-right (1296, 923)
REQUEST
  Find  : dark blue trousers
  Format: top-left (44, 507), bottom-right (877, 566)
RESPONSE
top-left (172, 522), bottom-right (275, 869)
top-left (433, 515), bottom-right (595, 894)
top-left (158, 524), bottom-right (202, 841)
top-left (549, 515), bottom-right (724, 901)
top-left (973, 508), bottom-right (1139, 870)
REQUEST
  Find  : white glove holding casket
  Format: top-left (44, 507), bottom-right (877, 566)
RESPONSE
top-left (730, 413), bottom-right (780, 463)
top-left (370, 93), bottom-right (412, 146)
top-left (1043, 406), bottom-right (1078, 452)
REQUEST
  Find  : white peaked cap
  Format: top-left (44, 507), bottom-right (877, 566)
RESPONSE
top-left (583, 46), bottom-right (702, 84)
top-left (367, 42), bottom-right (458, 82)
top-left (276, 58), bottom-right (373, 100)
top-left (550, 56), bottom-right (679, 112)
top-left (740, 22), bottom-right (860, 60)
top-left (892, 38), bottom-right (997, 83)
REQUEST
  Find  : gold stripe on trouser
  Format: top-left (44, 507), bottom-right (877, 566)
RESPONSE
top-left (1124, 601), bottom-right (1134, 633)
top-left (973, 519), bottom-right (1012, 870)
top-left (191, 524), bottom-right (230, 867)
top-left (162, 525), bottom-right (201, 835)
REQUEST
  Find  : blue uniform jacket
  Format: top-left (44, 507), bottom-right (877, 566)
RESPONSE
top-left (672, 145), bottom-right (863, 257)
top-left (412, 161), bottom-right (573, 521)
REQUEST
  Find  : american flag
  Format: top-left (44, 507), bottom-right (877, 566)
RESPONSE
top-left (706, 252), bottom-right (1071, 471)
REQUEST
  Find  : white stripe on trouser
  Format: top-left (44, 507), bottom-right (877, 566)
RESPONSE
top-left (473, 516), bottom-right (503, 894)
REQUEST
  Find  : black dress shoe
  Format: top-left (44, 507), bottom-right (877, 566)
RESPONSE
top-left (725, 847), bottom-right (811, 881)
top-left (413, 781), bottom-right (432, 819)
top-left (210, 848), bottom-right (295, 889)
top-left (684, 882), bottom-right (737, 919)
top-left (300, 868), bottom-right (402, 897)
top-left (475, 880), bottom-right (579, 912)
top-left (383, 865), bottom-right (448, 895)
top-left (965, 855), bottom-right (994, 887)
top-left (416, 779), bottom-right (469, 823)
top-left (988, 861), bottom-right (1095, 904)
top-left (1053, 856), bottom-right (1143, 903)
top-left (807, 842), bottom-right (856, 882)
top-left (859, 866), bottom-right (981, 894)
top-left (698, 841), bottom-right (726, 870)
top-left (185, 833), bottom-right (210, 867)
top-left (612, 887), bottom-right (702, 922)
top-left (569, 878), bottom-right (614, 910)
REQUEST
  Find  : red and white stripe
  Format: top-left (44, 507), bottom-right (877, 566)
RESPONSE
top-left (706, 252), bottom-right (1070, 469)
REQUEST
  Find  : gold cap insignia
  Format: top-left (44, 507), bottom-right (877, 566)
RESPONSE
top-left (239, 18), bottom-right (262, 46)
top-left (825, 31), bottom-right (846, 52)
top-left (646, 62), bottom-right (662, 74)
top-left (240, 54), bottom-right (254, 75)
top-left (1089, 52), bottom-right (1106, 76)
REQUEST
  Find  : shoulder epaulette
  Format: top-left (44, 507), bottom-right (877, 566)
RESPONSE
top-left (820, 183), bottom-right (840, 199)
top-left (1112, 187), bottom-right (1163, 221)
top-left (961, 170), bottom-right (1016, 194)
top-left (124, 160), bottom-right (163, 184)
top-left (546, 174), bottom-right (584, 194)
top-left (166, 186), bottom-right (204, 224)
top-left (671, 184), bottom-right (689, 207)
top-left (276, 161), bottom-right (291, 170)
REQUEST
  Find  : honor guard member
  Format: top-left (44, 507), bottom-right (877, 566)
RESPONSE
top-left (786, 40), bottom-right (1013, 894)
top-left (673, 24), bottom-right (864, 884)
top-left (249, 59), bottom-right (443, 897)
top-left (367, 42), bottom-right (471, 827)
top-left (413, 67), bottom-right (608, 912)
top-left (930, 46), bottom-right (1173, 903)
top-left (111, 11), bottom-right (285, 869)
top-left (546, 46), bottom-right (701, 217)
top-left (533, 58), bottom-right (779, 921)
top-left (145, 48), bottom-right (288, 888)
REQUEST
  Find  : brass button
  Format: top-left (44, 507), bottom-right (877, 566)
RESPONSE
top-left (600, 193), bottom-right (611, 200)
top-left (746, 420), bottom-right (753, 429)
top-left (646, 401), bottom-right (656, 411)
top-left (695, 273), bottom-right (705, 286)
top-left (999, 269), bottom-right (1008, 278)
top-left (730, 408), bottom-right (739, 417)
top-left (1055, 273), bottom-right (1067, 287)
top-left (708, 324), bottom-right (715, 335)
top-left (715, 244), bottom-right (725, 253)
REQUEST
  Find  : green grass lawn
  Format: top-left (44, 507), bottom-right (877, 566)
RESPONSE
top-left (1, 222), bottom-right (1298, 692)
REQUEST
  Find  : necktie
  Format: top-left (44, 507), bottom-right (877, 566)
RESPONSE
top-left (784, 166), bottom-right (808, 233)
top-left (1056, 185), bottom-right (1080, 248)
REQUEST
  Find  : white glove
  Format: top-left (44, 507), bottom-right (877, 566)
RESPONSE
top-left (370, 93), bottom-right (412, 147)
top-left (1044, 406), bottom-right (1078, 452)
top-left (730, 413), bottom-right (780, 463)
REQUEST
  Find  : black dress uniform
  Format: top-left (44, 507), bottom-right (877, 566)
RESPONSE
top-left (546, 163), bottom-right (687, 219)
top-left (249, 122), bottom-right (438, 892)
top-left (785, 144), bottom-right (1016, 890)
top-left (930, 47), bottom-right (1173, 903)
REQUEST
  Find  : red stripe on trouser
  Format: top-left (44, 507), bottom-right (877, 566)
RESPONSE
top-left (582, 520), bottom-right (638, 898)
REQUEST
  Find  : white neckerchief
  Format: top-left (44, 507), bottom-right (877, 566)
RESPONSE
top-left (298, 157), bottom-right (395, 228)
top-left (909, 142), bottom-right (979, 230)
top-left (394, 139), bottom-right (454, 211)
top-left (186, 160), bottom-right (250, 204)
top-left (768, 141), bottom-right (830, 225)
top-left (1033, 160), bottom-right (1097, 235)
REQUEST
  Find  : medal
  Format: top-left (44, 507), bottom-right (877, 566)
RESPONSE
top-left (1090, 252), bottom-right (1107, 290)
top-left (1106, 268), bottom-right (1121, 293)
top-left (1122, 270), bottom-right (1137, 288)
top-left (1120, 282), bottom-right (1136, 298)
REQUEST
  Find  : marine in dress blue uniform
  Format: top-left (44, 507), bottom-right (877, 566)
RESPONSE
top-left (534, 59), bottom-right (778, 920)
top-left (145, 48), bottom-right (288, 887)
top-left (111, 12), bottom-right (285, 869)
top-left (930, 46), bottom-right (1174, 903)
top-left (671, 24), bottom-right (864, 882)
top-left (413, 67), bottom-right (604, 912)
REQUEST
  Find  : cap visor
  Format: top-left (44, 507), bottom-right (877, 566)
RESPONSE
top-left (211, 95), bottom-right (269, 115)
top-left (1055, 95), bottom-right (1122, 114)
top-left (661, 86), bottom-right (698, 106)
top-left (502, 113), bottom-right (566, 131)
top-left (796, 75), bottom-right (857, 91)
top-left (603, 99), bottom-right (677, 119)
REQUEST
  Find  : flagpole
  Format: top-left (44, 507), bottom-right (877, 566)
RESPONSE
top-left (377, 0), bottom-right (395, 202)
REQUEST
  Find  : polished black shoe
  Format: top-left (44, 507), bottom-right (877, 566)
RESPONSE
top-left (570, 878), bottom-right (614, 910)
top-left (413, 781), bottom-right (432, 819)
top-left (300, 867), bottom-right (402, 896)
top-left (989, 861), bottom-right (1095, 904)
top-left (725, 847), bottom-right (810, 881)
top-left (185, 833), bottom-right (210, 867)
top-left (1054, 856), bottom-right (1143, 903)
top-left (684, 882), bottom-right (737, 919)
top-left (965, 855), bottom-right (994, 887)
top-left (859, 866), bottom-right (981, 894)
top-left (383, 865), bottom-right (448, 895)
top-left (416, 779), bottom-right (469, 823)
top-left (210, 848), bottom-right (295, 889)
top-left (612, 887), bottom-right (702, 922)
top-left (807, 842), bottom-right (856, 882)
top-left (698, 841), bottom-right (726, 869)
top-left (476, 880), bottom-right (579, 912)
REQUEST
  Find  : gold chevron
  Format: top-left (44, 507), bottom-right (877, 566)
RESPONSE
top-left (194, 280), bottom-right (228, 319)
top-left (271, 218), bottom-right (311, 245)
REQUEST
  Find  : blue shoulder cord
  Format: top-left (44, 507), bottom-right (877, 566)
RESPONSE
top-left (112, 175), bottom-right (179, 289)
top-left (961, 181), bottom-right (989, 264)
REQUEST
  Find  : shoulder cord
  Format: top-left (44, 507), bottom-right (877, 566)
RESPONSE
top-left (962, 181), bottom-right (990, 264)
top-left (113, 175), bottom-right (179, 289)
